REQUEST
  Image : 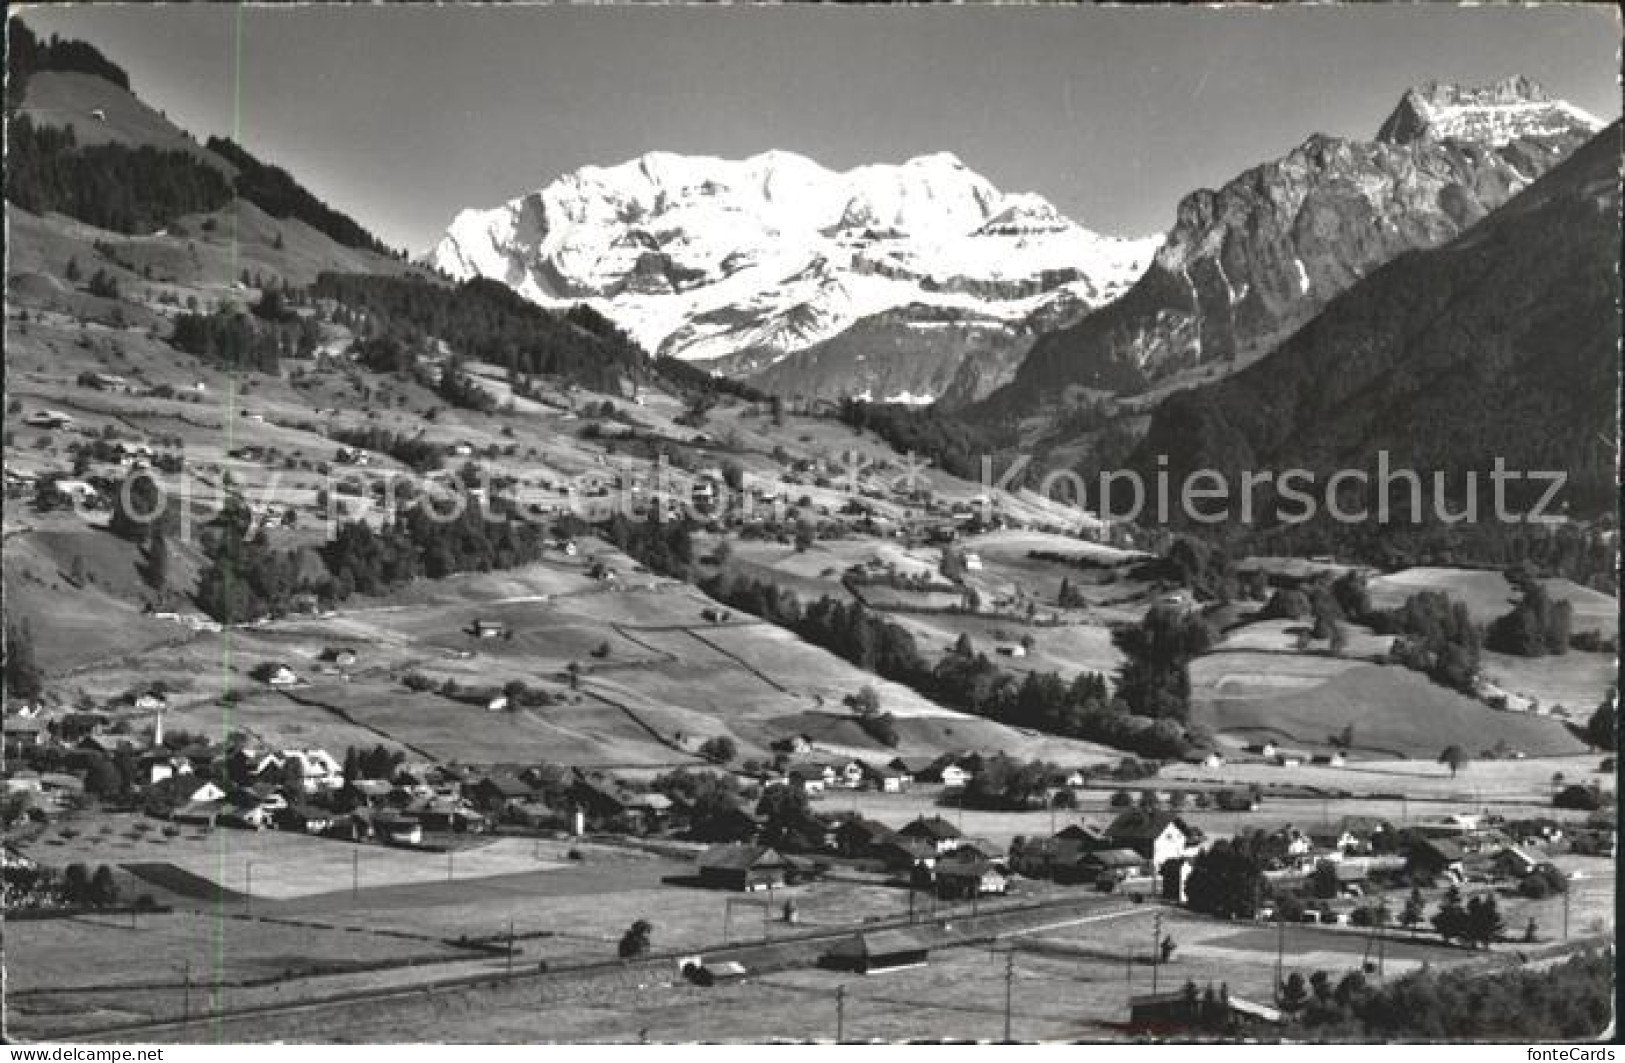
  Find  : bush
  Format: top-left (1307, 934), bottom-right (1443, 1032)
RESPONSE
top-left (699, 736), bottom-right (738, 765)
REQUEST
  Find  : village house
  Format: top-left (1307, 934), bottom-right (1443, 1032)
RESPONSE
top-left (318, 647), bottom-right (359, 668)
top-left (469, 773), bottom-right (535, 813)
top-left (567, 774), bottom-right (629, 829)
top-left (1242, 741), bottom-right (1278, 759)
top-left (834, 760), bottom-right (867, 789)
top-left (276, 804), bottom-right (335, 834)
top-left (257, 663), bottom-right (300, 688)
top-left (267, 749), bottom-right (345, 793)
top-left (835, 816), bottom-right (896, 858)
top-left (865, 766), bottom-right (910, 793)
top-left (1106, 810), bottom-right (1201, 874)
top-left (376, 814), bottom-right (424, 847)
top-left (785, 762), bottom-right (834, 793)
top-left (696, 844), bottom-right (790, 891)
top-left (1491, 844), bottom-right (1542, 879)
top-left (898, 816), bottom-right (962, 855)
top-left (346, 779), bottom-right (396, 807)
top-left (471, 619), bottom-right (509, 639)
top-left (932, 846), bottom-right (1010, 898)
top-left (3, 716), bottom-right (46, 756)
top-left (888, 756), bottom-right (934, 779)
top-left (1407, 837), bottom-right (1467, 883)
top-left (1080, 848), bottom-right (1151, 888)
top-left (132, 691), bottom-right (169, 713)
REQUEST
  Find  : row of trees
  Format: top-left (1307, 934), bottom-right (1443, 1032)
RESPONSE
top-left (170, 306), bottom-right (318, 374)
top-left (1292, 947), bottom-right (1613, 1039)
top-left (192, 492), bottom-right (552, 622)
top-left (329, 425), bottom-right (444, 473)
top-left (206, 136), bottom-right (393, 255)
top-left (695, 569), bottom-right (1203, 758)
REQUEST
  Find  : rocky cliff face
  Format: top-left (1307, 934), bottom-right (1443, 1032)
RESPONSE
top-left (973, 79), bottom-right (1602, 423)
top-left (428, 150), bottom-right (1158, 401)
top-left (1131, 121), bottom-right (1621, 521)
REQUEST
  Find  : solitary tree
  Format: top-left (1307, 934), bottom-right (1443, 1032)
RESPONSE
top-left (1438, 745), bottom-right (1470, 779)
top-left (4, 621), bottom-right (44, 702)
top-left (89, 865), bottom-right (120, 907)
top-left (850, 685), bottom-right (881, 718)
top-left (699, 736), bottom-right (737, 765)
top-left (618, 918), bottom-right (653, 959)
top-left (1432, 886), bottom-right (1468, 944)
top-left (1401, 887), bottom-right (1427, 934)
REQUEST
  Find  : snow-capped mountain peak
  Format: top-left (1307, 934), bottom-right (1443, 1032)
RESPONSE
top-left (428, 150), bottom-right (1159, 395)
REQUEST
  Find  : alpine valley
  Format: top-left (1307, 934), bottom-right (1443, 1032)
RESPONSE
top-left (4, 11), bottom-right (1621, 1046)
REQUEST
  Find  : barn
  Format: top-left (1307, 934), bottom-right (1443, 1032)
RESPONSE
top-left (820, 930), bottom-right (930, 974)
top-left (696, 844), bottom-right (790, 891)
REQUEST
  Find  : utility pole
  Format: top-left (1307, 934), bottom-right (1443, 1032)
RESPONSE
top-left (507, 919), bottom-right (515, 980)
top-left (1273, 918), bottom-right (1285, 1003)
top-left (1151, 910), bottom-right (1163, 995)
top-left (836, 984), bottom-right (846, 1042)
top-left (245, 861), bottom-right (254, 914)
top-left (182, 959), bottom-right (191, 1023)
top-left (352, 848), bottom-right (359, 898)
top-left (1003, 950), bottom-right (1015, 1042)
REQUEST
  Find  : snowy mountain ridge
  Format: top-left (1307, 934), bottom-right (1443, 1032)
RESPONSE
top-left (429, 149), bottom-right (1159, 385)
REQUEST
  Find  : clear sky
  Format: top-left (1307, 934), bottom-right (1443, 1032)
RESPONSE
top-left (15, 4), bottom-right (1621, 255)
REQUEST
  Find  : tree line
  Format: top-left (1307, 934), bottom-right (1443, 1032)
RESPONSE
top-left (695, 568), bottom-right (1205, 758)
top-left (312, 273), bottom-right (650, 394)
top-left (206, 136), bottom-right (393, 255)
top-left (8, 21), bottom-right (131, 98)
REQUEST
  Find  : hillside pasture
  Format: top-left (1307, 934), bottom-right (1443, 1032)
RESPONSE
top-left (1480, 650), bottom-right (1616, 715)
top-left (1193, 662), bottom-right (1589, 759)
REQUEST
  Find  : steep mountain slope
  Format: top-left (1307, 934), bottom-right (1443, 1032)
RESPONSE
top-left (428, 150), bottom-right (1158, 400)
top-left (973, 78), bottom-right (1602, 423)
top-left (744, 288), bottom-right (1090, 407)
top-left (1130, 120), bottom-right (1621, 520)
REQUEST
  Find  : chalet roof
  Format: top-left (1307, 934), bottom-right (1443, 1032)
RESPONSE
top-left (698, 844), bottom-right (787, 871)
top-left (1107, 810), bottom-right (1191, 842)
top-left (825, 930), bottom-right (929, 960)
top-left (785, 761), bottom-right (832, 778)
top-left (1085, 849), bottom-right (1148, 868)
top-left (899, 816), bottom-right (961, 841)
top-left (475, 774), bottom-right (534, 798)
top-left (840, 817), bottom-right (895, 840)
top-left (1414, 837), bottom-right (1466, 861)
